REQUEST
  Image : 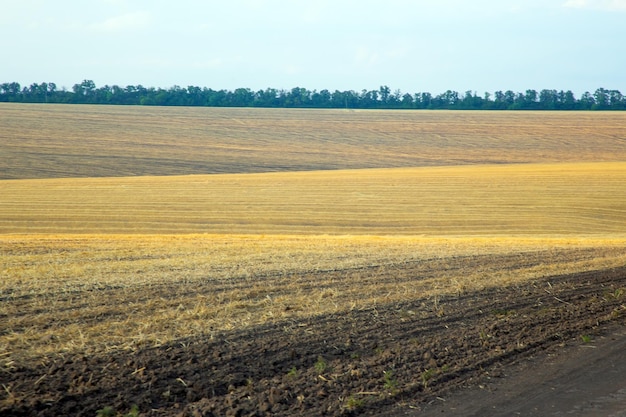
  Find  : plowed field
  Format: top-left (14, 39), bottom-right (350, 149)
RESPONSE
top-left (1, 105), bottom-right (625, 415)
top-left (3, 262), bottom-right (626, 416)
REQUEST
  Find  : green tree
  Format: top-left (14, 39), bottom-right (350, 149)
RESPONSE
top-left (503, 90), bottom-right (516, 108)
top-left (608, 90), bottom-right (624, 109)
top-left (311, 89), bottom-right (331, 107)
top-left (72, 79), bottom-right (96, 103)
top-left (523, 89), bottom-right (538, 109)
top-left (493, 91), bottom-right (507, 109)
top-left (461, 90), bottom-right (483, 109)
top-left (254, 88), bottom-right (279, 107)
top-left (593, 88), bottom-right (609, 109)
top-left (379, 85), bottom-right (391, 105)
top-left (419, 92), bottom-right (432, 109)
top-left (539, 89), bottom-right (558, 110)
top-left (401, 93), bottom-right (414, 108)
top-left (231, 88), bottom-right (254, 107)
top-left (558, 90), bottom-right (576, 110)
top-left (286, 87), bottom-right (311, 107)
top-left (579, 91), bottom-right (595, 110)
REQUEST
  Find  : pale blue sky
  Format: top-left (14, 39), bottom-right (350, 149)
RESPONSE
top-left (2, 0), bottom-right (624, 95)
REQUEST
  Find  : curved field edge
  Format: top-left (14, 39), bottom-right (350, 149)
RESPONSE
top-left (2, 162), bottom-right (626, 235)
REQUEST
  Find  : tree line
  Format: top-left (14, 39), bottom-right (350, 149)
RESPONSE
top-left (1, 80), bottom-right (624, 110)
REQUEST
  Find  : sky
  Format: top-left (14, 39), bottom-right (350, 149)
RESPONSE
top-left (2, 0), bottom-right (625, 96)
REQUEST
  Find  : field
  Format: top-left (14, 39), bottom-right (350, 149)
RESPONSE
top-left (1, 104), bottom-right (626, 416)
top-left (2, 104), bottom-right (626, 179)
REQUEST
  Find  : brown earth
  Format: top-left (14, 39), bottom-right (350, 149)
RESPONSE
top-left (3, 105), bottom-right (626, 180)
top-left (2, 265), bottom-right (625, 416)
top-left (415, 326), bottom-right (626, 417)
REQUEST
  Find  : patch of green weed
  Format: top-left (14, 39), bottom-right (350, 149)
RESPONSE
top-left (314, 356), bottom-right (328, 373)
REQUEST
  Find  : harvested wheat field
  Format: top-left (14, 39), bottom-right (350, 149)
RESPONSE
top-left (1, 104), bottom-right (626, 416)
top-left (2, 162), bottom-right (626, 235)
top-left (2, 104), bottom-right (626, 179)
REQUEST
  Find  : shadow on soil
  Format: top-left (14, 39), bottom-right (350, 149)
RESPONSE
top-left (2, 266), bottom-right (625, 416)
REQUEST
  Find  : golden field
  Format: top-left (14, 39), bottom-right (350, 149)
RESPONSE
top-left (1, 162), bottom-right (626, 235)
top-left (1, 104), bottom-right (625, 366)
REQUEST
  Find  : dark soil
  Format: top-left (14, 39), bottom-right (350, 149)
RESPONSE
top-left (414, 325), bottom-right (626, 416)
top-left (2, 266), bottom-right (625, 416)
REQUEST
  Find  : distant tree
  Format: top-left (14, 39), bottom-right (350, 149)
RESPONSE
top-left (579, 91), bottom-right (595, 110)
top-left (482, 92), bottom-right (492, 109)
top-left (593, 88), bottom-right (609, 110)
top-left (3, 79), bottom-right (626, 110)
top-left (522, 89), bottom-right (538, 109)
top-left (24, 83), bottom-right (49, 102)
top-left (461, 90), bottom-right (483, 109)
top-left (207, 89), bottom-right (228, 106)
top-left (311, 89), bottom-right (332, 108)
top-left (607, 90), bottom-right (622, 109)
top-left (401, 93), bottom-right (414, 108)
top-left (187, 86), bottom-right (205, 106)
top-left (493, 91), bottom-right (506, 109)
top-left (165, 85), bottom-right (187, 106)
top-left (330, 90), bottom-right (359, 109)
top-left (285, 87), bottom-right (311, 107)
top-left (1, 82), bottom-right (21, 101)
top-left (231, 88), bottom-right (254, 107)
top-left (72, 79), bottom-right (96, 103)
top-left (437, 90), bottom-right (459, 108)
top-left (608, 90), bottom-right (625, 109)
top-left (388, 89), bottom-right (402, 106)
top-left (591, 88), bottom-right (621, 109)
top-left (539, 89), bottom-right (558, 110)
top-left (379, 85), bottom-right (391, 105)
top-left (503, 90), bottom-right (516, 108)
top-left (407, 92), bottom-right (423, 109)
top-left (254, 88), bottom-right (279, 107)
top-left (558, 90), bottom-right (576, 110)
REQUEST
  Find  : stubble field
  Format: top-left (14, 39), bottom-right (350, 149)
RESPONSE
top-left (2, 104), bottom-right (626, 179)
top-left (1, 104), bottom-right (626, 416)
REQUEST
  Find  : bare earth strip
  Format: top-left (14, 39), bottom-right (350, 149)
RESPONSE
top-left (1, 104), bottom-right (626, 179)
top-left (416, 326), bottom-right (626, 416)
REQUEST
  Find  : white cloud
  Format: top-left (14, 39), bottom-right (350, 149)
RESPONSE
top-left (563, 0), bottom-right (626, 10)
top-left (91, 11), bottom-right (152, 32)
